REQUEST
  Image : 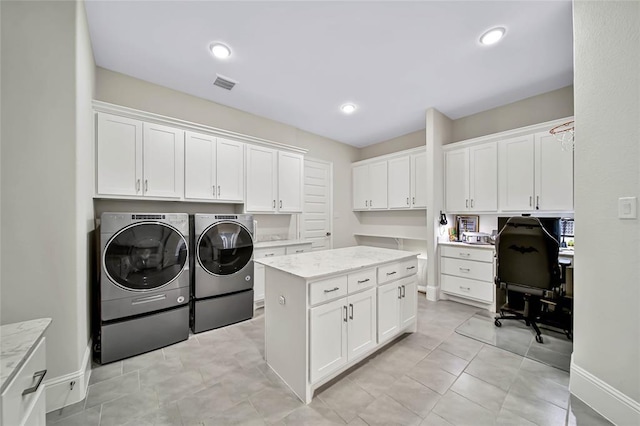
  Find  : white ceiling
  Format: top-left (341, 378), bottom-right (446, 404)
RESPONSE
top-left (85, 1), bottom-right (573, 147)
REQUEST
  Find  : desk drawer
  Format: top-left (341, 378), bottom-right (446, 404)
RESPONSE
top-left (1, 337), bottom-right (46, 426)
top-left (347, 268), bottom-right (376, 293)
top-left (441, 275), bottom-right (494, 303)
top-left (441, 245), bottom-right (494, 263)
top-left (310, 275), bottom-right (348, 306)
top-left (441, 257), bottom-right (493, 282)
top-left (254, 247), bottom-right (286, 259)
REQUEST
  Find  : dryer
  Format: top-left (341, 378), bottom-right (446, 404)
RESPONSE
top-left (192, 214), bottom-right (254, 333)
top-left (96, 213), bottom-right (190, 364)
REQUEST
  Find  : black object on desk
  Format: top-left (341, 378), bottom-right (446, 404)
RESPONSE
top-left (494, 216), bottom-right (572, 343)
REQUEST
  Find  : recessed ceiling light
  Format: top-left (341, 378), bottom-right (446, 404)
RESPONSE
top-left (341, 103), bottom-right (357, 114)
top-left (210, 43), bottom-right (231, 59)
top-left (479, 27), bottom-right (506, 45)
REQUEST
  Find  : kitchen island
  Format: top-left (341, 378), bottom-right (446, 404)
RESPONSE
top-left (256, 246), bottom-right (419, 403)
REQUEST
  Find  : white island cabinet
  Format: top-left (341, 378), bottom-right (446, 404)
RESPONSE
top-left (256, 246), bottom-right (418, 403)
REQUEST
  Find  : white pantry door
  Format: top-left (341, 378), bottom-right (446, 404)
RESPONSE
top-left (302, 158), bottom-right (333, 251)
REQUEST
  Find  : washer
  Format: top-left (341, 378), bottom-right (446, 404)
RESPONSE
top-left (96, 213), bottom-right (190, 364)
top-left (191, 214), bottom-right (254, 333)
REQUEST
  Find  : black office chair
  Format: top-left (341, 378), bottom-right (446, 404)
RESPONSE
top-left (494, 216), bottom-right (561, 343)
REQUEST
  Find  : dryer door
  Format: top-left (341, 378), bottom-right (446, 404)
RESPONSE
top-left (104, 222), bottom-right (188, 291)
top-left (197, 222), bottom-right (254, 276)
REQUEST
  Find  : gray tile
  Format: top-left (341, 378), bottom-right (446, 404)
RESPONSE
top-left (198, 354), bottom-right (241, 384)
top-left (495, 408), bottom-right (538, 426)
top-left (450, 373), bottom-right (507, 414)
top-left (99, 391), bottom-right (159, 426)
top-left (89, 361), bottom-right (123, 385)
top-left (176, 383), bottom-right (237, 424)
top-left (423, 348), bottom-right (469, 376)
top-left (85, 370), bottom-right (140, 408)
top-left (525, 342), bottom-right (571, 372)
top-left (202, 400), bottom-right (265, 426)
top-left (46, 399), bottom-right (86, 423)
top-left (407, 359), bottom-right (457, 395)
top-left (437, 334), bottom-right (483, 361)
top-left (397, 332), bottom-right (441, 351)
top-left (386, 375), bottom-right (441, 418)
top-left (474, 344), bottom-right (524, 371)
top-left (464, 357), bottom-right (519, 392)
top-left (501, 391), bottom-right (567, 426)
top-left (138, 357), bottom-right (185, 389)
top-left (509, 369), bottom-right (570, 409)
top-left (420, 412), bottom-right (455, 426)
top-left (318, 378), bottom-right (375, 423)
top-left (218, 366), bottom-right (273, 403)
top-left (432, 391), bottom-right (496, 426)
top-left (47, 406), bottom-right (101, 426)
top-left (348, 361), bottom-right (398, 397)
top-left (249, 386), bottom-right (304, 423)
top-left (282, 405), bottom-right (341, 425)
top-left (358, 394), bottom-right (422, 426)
top-left (153, 369), bottom-right (206, 404)
top-left (309, 397), bottom-right (348, 424)
top-left (347, 418), bottom-right (369, 425)
top-left (234, 346), bottom-right (265, 370)
top-left (519, 358), bottom-right (570, 387)
top-left (121, 402), bottom-right (183, 426)
top-left (567, 395), bottom-right (614, 426)
top-left (162, 336), bottom-right (201, 359)
top-left (123, 350), bottom-right (165, 373)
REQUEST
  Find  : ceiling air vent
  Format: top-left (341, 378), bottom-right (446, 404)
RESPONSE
top-left (213, 74), bottom-right (237, 90)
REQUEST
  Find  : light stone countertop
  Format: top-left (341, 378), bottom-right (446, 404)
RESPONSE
top-left (255, 246), bottom-right (419, 280)
top-left (1, 318), bottom-right (51, 393)
top-left (439, 241), bottom-right (496, 250)
top-left (254, 239), bottom-right (312, 249)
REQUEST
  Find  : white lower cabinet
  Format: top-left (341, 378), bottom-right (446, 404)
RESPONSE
top-left (310, 287), bottom-right (376, 383)
top-left (377, 276), bottom-right (417, 344)
top-left (439, 244), bottom-right (495, 309)
top-left (253, 243), bottom-right (312, 305)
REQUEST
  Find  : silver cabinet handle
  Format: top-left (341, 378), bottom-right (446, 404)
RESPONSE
top-left (406, 266), bottom-right (416, 270)
top-left (213, 185), bottom-right (216, 196)
top-left (272, 200), bottom-right (276, 208)
top-left (136, 179), bottom-right (141, 193)
top-left (407, 197), bottom-right (409, 205)
top-left (218, 185), bottom-right (221, 197)
top-left (357, 278), bottom-right (370, 284)
top-left (370, 200), bottom-right (373, 207)
top-left (280, 200), bottom-right (282, 209)
top-left (471, 199), bottom-right (474, 208)
top-left (349, 303), bottom-right (354, 320)
top-left (466, 199), bottom-right (469, 208)
top-left (459, 252), bottom-right (470, 257)
top-left (324, 287), bottom-right (340, 293)
top-left (398, 286), bottom-right (402, 299)
top-left (536, 196), bottom-right (540, 210)
top-left (459, 267), bottom-right (471, 273)
top-left (402, 285), bottom-right (406, 298)
top-left (386, 271), bottom-right (397, 276)
top-left (459, 286), bottom-right (471, 291)
top-left (22, 369), bottom-right (47, 396)
top-left (365, 200), bottom-right (368, 207)
top-left (412, 197), bottom-right (415, 205)
top-left (144, 179), bottom-right (148, 193)
top-left (343, 306), bottom-right (348, 322)
top-left (295, 250), bottom-right (304, 253)
top-left (264, 253), bottom-right (275, 257)
top-left (529, 196), bottom-right (533, 207)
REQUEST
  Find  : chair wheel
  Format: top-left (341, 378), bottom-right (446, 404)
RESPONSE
top-left (535, 335), bottom-right (543, 344)
top-left (494, 319), bottom-right (502, 327)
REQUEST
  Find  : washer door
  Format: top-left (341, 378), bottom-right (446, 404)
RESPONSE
top-left (104, 222), bottom-right (188, 291)
top-left (198, 222), bottom-right (253, 276)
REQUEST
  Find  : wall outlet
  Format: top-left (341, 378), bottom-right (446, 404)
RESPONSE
top-left (618, 197), bottom-right (637, 219)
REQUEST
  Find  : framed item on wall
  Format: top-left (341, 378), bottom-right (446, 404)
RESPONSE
top-left (455, 215), bottom-right (479, 239)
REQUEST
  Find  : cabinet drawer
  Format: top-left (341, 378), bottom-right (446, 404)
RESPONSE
top-left (441, 257), bottom-right (493, 282)
top-left (285, 244), bottom-right (311, 255)
top-left (254, 247), bottom-right (286, 259)
top-left (377, 262), bottom-right (403, 284)
top-left (441, 245), bottom-right (494, 263)
top-left (347, 268), bottom-right (376, 293)
top-left (310, 275), bottom-right (348, 306)
top-left (441, 275), bottom-right (494, 303)
top-left (1, 337), bottom-right (46, 426)
top-left (401, 258), bottom-right (418, 276)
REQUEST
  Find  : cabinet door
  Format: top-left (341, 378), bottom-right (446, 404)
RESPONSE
top-left (535, 132), bottom-right (574, 211)
top-left (352, 164), bottom-right (369, 210)
top-left (498, 135), bottom-right (535, 211)
top-left (369, 161), bottom-right (388, 209)
top-left (254, 262), bottom-right (265, 303)
top-left (400, 279), bottom-right (417, 328)
top-left (347, 288), bottom-right (377, 361)
top-left (142, 123), bottom-right (184, 198)
top-left (246, 145), bottom-right (277, 212)
top-left (96, 113), bottom-right (143, 196)
top-left (469, 142), bottom-right (497, 211)
top-left (411, 151), bottom-right (427, 208)
top-left (310, 298), bottom-right (348, 383)
top-left (278, 151), bottom-right (304, 212)
top-left (444, 148), bottom-right (469, 212)
top-left (377, 282), bottom-right (400, 344)
top-left (184, 131), bottom-right (216, 200)
top-left (216, 138), bottom-right (244, 202)
top-left (388, 156), bottom-right (411, 209)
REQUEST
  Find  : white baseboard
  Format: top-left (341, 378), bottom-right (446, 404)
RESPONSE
top-left (570, 356), bottom-right (640, 425)
top-left (426, 284), bottom-right (439, 301)
top-left (45, 340), bottom-right (92, 412)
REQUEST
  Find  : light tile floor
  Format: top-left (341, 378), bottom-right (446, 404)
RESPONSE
top-left (47, 299), bottom-right (612, 426)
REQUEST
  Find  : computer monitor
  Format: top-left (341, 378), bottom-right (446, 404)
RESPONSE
top-left (497, 216), bottom-right (561, 245)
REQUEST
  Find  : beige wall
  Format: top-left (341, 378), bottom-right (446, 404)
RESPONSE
top-left (95, 68), bottom-right (359, 249)
top-left (451, 85), bottom-right (574, 143)
top-left (572, 2), bottom-right (639, 423)
top-left (358, 129), bottom-right (425, 161)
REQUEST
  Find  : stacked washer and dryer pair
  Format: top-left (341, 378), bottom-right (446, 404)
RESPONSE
top-left (95, 213), bottom-right (255, 364)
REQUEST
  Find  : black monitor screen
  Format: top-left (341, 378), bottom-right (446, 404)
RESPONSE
top-left (497, 216), bottom-right (560, 245)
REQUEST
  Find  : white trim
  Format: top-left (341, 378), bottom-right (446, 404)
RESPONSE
top-left (302, 157), bottom-right (334, 250)
top-left (352, 146), bottom-right (425, 166)
top-left (442, 116), bottom-right (574, 151)
top-left (45, 340), bottom-right (92, 413)
top-left (92, 101), bottom-right (307, 155)
top-left (570, 356), bottom-right (640, 426)
top-left (426, 284), bottom-right (439, 301)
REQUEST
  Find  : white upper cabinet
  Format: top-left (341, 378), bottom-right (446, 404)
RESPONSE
top-left (388, 156), bottom-right (411, 209)
top-left (185, 132), bottom-right (244, 202)
top-left (352, 164), bottom-right (370, 210)
top-left (246, 146), bottom-right (303, 213)
top-left (498, 132), bottom-right (573, 212)
top-left (96, 113), bottom-right (183, 199)
top-left (352, 161), bottom-right (388, 210)
top-left (411, 151), bottom-right (427, 208)
top-left (444, 142), bottom-right (497, 212)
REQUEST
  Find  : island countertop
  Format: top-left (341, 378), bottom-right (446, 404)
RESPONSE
top-left (1, 318), bottom-right (51, 393)
top-left (255, 245), bottom-right (419, 280)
